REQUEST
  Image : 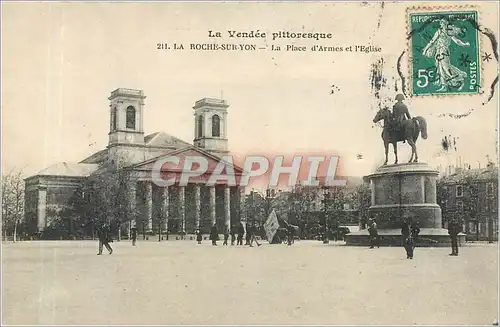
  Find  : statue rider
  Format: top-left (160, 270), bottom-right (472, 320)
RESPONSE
top-left (392, 94), bottom-right (412, 140)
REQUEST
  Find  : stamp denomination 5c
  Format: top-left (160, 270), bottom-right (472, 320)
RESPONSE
top-left (408, 10), bottom-right (480, 96)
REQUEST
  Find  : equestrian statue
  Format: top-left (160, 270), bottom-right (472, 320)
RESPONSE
top-left (372, 94), bottom-right (428, 165)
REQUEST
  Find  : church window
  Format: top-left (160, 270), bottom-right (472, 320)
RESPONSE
top-left (197, 115), bottom-right (203, 138)
top-left (126, 106), bottom-right (136, 129)
top-left (112, 107), bottom-right (117, 131)
top-left (212, 114), bottom-right (220, 137)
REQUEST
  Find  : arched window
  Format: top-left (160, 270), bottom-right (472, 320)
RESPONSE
top-left (197, 115), bottom-right (203, 138)
top-left (112, 107), bottom-right (117, 131)
top-left (212, 114), bottom-right (220, 137)
top-left (126, 106), bottom-right (136, 129)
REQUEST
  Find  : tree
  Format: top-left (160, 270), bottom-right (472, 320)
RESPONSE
top-left (287, 184), bottom-right (322, 239)
top-left (323, 186), bottom-right (346, 241)
top-left (437, 179), bottom-right (450, 227)
top-left (81, 157), bottom-right (139, 240)
top-left (1, 170), bottom-right (25, 242)
top-left (461, 175), bottom-right (481, 240)
top-left (355, 183), bottom-right (371, 229)
top-left (245, 191), bottom-right (267, 226)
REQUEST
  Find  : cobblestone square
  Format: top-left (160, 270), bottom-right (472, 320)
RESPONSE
top-left (2, 241), bottom-right (498, 325)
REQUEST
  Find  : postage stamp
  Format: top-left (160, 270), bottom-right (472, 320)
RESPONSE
top-left (408, 9), bottom-right (480, 96)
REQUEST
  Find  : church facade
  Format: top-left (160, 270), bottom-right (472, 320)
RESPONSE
top-left (24, 88), bottom-right (246, 236)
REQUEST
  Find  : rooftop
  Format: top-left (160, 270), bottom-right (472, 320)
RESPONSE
top-left (440, 164), bottom-right (498, 183)
top-left (30, 162), bottom-right (99, 178)
top-left (108, 88), bottom-right (146, 100)
top-left (193, 98), bottom-right (228, 109)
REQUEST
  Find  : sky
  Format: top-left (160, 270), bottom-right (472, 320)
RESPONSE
top-left (1, 1), bottom-right (499, 178)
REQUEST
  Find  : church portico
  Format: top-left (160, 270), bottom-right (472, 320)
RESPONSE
top-left (131, 179), bottom-right (244, 236)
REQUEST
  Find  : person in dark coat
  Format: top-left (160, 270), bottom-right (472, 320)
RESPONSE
top-left (287, 225), bottom-right (293, 246)
top-left (237, 223), bottom-right (244, 245)
top-left (210, 223), bottom-right (218, 246)
top-left (230, 227), bottom-right (236, 246)
top-left (245, 224), bottom-right (252, 245)
top-left (249, 224), bottom-right (261, 247)
top-left (131, 225), bottom-right (137, 246)
top-left (368, 218), bottom-right (379, 249)
top-left (448, 219), bottom-right (461, 256)
top-left (401, 219), bottom-right (420, 259)
top-left (196, 229), bottom-right (202, 244)
top-left (223, 227), bottom-right (229, 246)
top-left (97, 222), bottom-right (113, 255)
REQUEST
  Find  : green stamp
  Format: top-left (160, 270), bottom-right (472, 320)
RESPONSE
top-left (408, 10), bottom-right (480, 96)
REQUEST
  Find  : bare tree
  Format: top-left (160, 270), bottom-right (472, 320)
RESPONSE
top-left (1, 170), bottom-right (25, 242)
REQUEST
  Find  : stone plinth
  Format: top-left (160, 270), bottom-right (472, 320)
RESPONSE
top-left (345, 162), bottom-right (465, 246)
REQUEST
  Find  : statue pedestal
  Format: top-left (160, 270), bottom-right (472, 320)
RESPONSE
top-left (345, 163), bottom-right (465, 247)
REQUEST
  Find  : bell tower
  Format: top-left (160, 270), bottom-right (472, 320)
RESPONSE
top-left (108, 88), bottom-right (146, 146)
top-left (193, 98), bottom-right (229, 156)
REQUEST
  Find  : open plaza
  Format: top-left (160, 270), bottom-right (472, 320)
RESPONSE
top-left (1, 240), bottom-right (498, 325)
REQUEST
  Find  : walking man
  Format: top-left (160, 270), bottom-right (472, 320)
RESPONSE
top-left (237, 223), bottom-right (244, 245)
top-left (210, 223), bottom-right (218, 246)
top-left (287, 225), bottom-right (294, 246)
top-left (368, 218), bottom-right (379, 249)
top-left (196, 229), bottom-right (202, 244)
top-left (448, 218), bottom-right (461, 256)
top-left (223, 227), bottom-right (229, 246)
top-left (131, 224), bottom-right (137, 246)
top-left (97, 222), bottom-right (113, 255)
top-left (245, 225), bottom-right (252, 245)
top-left (249, 224), bottom-right (261, 247)
top-left (230, 226), bottom-right (236, 246)
top-left (401, 219), bottom-right (420, 259)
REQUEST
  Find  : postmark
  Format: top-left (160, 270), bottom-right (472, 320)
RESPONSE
top-left (407, 8), bottom-right (481, 96)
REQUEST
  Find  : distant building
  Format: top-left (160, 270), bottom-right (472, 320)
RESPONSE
top-left (24, 88), bottom-right (245, 237)
top-left (438, 162), bottom-right (498, 241)
top-left (270, 176), bottom-right (366, 226)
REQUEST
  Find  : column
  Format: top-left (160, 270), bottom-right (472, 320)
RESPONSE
top-left (161, 186), bottom-right (169, 232)
top-left (179, 186), bottom-right (185, 233)
top-left (37, 186), bottom-right (47, 232)
top-left (209, 186), bottom-right (216, 226)
top-left (145, 182), bottom-right (153, 232)
top-left (194, 185), bottom-right (201, 229)
top-left (224, 186), bottom-right (231, 231)
top-left (239, 187), bottom-right (246, 223)
top-left (129, 181), bottom-right (137, 226)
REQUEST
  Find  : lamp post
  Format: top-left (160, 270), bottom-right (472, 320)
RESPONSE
top-left (322, 186), bottom-right (330, 244)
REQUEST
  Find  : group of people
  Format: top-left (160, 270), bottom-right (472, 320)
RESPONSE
top-left (366, 216), bottom-right (463, 259)
top-left (96, 216), bottom-right (464, 257)
top-left (197, 223), bottom-right (262, 247)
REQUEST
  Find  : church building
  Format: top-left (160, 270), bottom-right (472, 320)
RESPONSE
top-left (24, 88), bottom-right (246, 236)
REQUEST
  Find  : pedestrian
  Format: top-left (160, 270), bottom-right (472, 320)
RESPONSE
top-left (210, 223), bottom-right (218, 246)
top-left (131, 225), bottom-right (137, 246)
top-left (249, 224), bottom-right (261, 247)
top-left (402, 219), bottom-right (421, 259)
top-left (230, 226), bottom-right (236, 246)
top-left (287, 225), bottom-right (295, 246)
top-left (223, 227), bottom-right (229, 246)
top-left (196, 229), bottom-right (202, 244)
top-left (97, 222), bottom-right (113, 255)
top-left (448, 219), bottom-right (461, 256)
top-left (237, 223), bottom-right (244, 245)
top-left (245, 225), bottom-right (252, 245)
top-left (368, 218), bottom-right (379, 249)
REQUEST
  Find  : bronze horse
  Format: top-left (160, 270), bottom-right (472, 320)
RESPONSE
top-left (373, 108), bottom-right (428, 165)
